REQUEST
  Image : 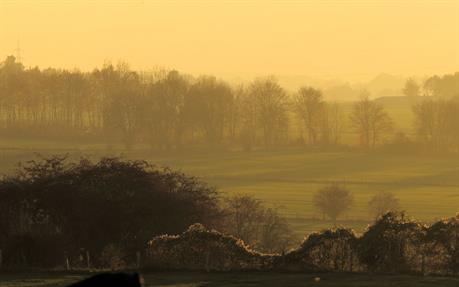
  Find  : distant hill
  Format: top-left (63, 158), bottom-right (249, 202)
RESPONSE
top-left (374, 95), bottom-right (425, 107)
top-left (365, 73), bottom-right (406, 98)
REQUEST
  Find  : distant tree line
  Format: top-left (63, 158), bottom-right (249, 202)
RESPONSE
top-left (1, 56), bottom-right (457, 153)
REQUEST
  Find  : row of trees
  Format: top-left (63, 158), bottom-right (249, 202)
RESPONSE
top-left (412, 99), bottom-right (459, 153)
top-left (403, 74), bottom-right (459, 98)
top-left (1, 56), bottom-right (457, 152)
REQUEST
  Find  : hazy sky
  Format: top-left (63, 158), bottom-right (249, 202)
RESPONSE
top-left (1, 0), bottom-right (458, 80)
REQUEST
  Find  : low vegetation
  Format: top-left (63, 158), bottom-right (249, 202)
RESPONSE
top-left (0, 156), bottom-right (457, 277)
top-left (146, 212), bottom-right (458, 276)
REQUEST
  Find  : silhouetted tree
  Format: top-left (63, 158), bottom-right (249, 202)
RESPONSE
top-left (0, 155), bottom-right (223, 268)
top-left (313, 183), bottom-right (353, 223)
top-left (294, 86), bottom-right (324, 145)
top-left (413, 98), bottom-right (459, 153)
top-left (248, 77), bottom-right (288, 146)
top-left (349, 93), bottom-right (393, 149)
top-left (223, 194), bottom-right (294, 253)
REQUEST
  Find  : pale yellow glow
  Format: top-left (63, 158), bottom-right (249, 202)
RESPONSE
top-left (0, 0), bottom-right (458, 80)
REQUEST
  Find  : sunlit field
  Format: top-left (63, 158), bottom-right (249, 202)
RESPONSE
top-left (0, 146), bottom-right (457, 235)
top-left (138, 149), bottom-right (459, 233)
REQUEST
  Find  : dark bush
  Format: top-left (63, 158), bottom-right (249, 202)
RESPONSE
top-left (145, 223), bottom-right (274, 271)
top-left (280, 228), bottom-right (359, 272)
top-left (0, 155), bottom-right (223, 269)
top-left (357, 212), bottom-right (423, 273)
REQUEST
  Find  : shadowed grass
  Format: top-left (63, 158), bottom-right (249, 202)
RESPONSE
top-left (1, 272), bottom-right (458, 287)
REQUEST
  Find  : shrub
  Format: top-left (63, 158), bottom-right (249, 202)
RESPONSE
top-left (0, 156), bottom-right (223, 268)
top-left (145, 223), bottom-right (275, 271)
top-left (280, 228), bottom-right (359, 272)
top-left (357, 212), bottom-right (423, 273)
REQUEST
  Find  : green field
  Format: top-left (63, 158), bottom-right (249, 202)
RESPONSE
top-left (0, 145), bottom-right (457, 235)
top-left (143, 149), bottom-right (458, 233)
top-left (0, 272), bottom-right (458, 287)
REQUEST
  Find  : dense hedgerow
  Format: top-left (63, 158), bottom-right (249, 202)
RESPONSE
top-left (146, 213), bottom-right (458, 275)
top-left (279, 228), bottom-right (360, 272)
top-left (145, 223), bottom-right (275, 271)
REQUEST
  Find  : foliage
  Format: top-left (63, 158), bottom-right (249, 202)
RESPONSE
top-left (0, 155), bottom-right (223, 268)
top-left (423, 214), bottom-right (459, 275)
top-left (145, 223), bottom-right (275, 271)
top-left (281, 228), bottom-right (359, 272)
top-left (412, 98), bottom-right (459, 153)
top-left (402, 78), bottom-right (420, 97)
top-left (357, 212), bottom-right (423, 273)
top-left (0, 56), bottom-right (457, 153)
top-left (313, 182), bottom-right (353, 222)
top-left (222, 194), bottom-right (296, 254)
top-left (368, 191), bottom-right (401, 219)
top-left (349, 94), bottom-right (393, 149)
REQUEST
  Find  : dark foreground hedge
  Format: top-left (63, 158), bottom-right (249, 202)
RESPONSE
top-left (145, 224), bottom-right (274, 271)
top-left (145, 213), bottom-right (459, 276)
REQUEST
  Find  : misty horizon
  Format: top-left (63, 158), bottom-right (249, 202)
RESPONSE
top-left (1, 1), bottom-right (458, 80)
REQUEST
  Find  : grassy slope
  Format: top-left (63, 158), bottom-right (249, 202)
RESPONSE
top-left (1, 272), bottom-right (458, 287)
top-left (0, 147), bottom-right (456, 235)
top-left (139, 149), bottom-right (458, 233)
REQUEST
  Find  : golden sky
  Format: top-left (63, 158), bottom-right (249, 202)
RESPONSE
top-left (1, 0), bottom-right (458, 80)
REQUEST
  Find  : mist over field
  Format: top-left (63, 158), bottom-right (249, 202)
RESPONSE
top-left (0, 1), bottom-right (458, 286)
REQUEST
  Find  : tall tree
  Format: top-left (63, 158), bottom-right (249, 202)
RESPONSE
top-left (248, 77), bottom-right (288, 146)
top-left (184, 76), bottom-right (233, 146)
top-left (349, 94), bottom-right (393, 149)
top-left (294, 86), bottom-right (325, 145)
top-left (413, 98), bottom-right (459, 153)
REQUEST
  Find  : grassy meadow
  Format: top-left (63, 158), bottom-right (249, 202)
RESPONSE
top-left (1, 272), bottom-right (458, 287)
top-left (0, 146), bottom-right (457, 235)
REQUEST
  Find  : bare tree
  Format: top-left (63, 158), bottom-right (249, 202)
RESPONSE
top-left (313, 182), bottom-right (353, 223)
top-left (223, 194), bottom-right (295, 253)
top-left (238, 86), bottom-right (258, 151)
top-left (223, 194), bottom-right (265, 245)
top-left (319, 102), bottom-right (344, 145)
top-left (185, 76), bottom-right (233, 145)
top-left (294, 86), bottom-right (325, 145)
top-left (349, 93), bottom-right (393, 149)
top-left (258, 207), bottom-right (295, 254)
top-left (413, 98), bottom-right (459, 153)
top-left (368, 191), bottom-right (401, 219)
top-left (248, 77), bottom-right (288, 146)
